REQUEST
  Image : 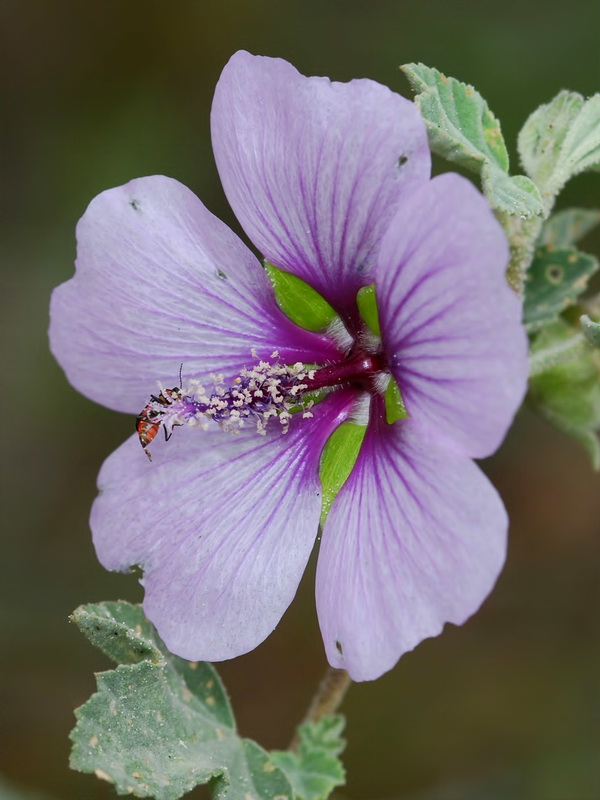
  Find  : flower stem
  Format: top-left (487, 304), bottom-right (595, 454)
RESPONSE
top-left (289, 667), bottom-right (352, 751)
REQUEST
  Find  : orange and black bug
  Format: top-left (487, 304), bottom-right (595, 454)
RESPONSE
top-left (136, 367), bottom-right (184, 460)
top-left (135, 388), bottom-right (182, 461)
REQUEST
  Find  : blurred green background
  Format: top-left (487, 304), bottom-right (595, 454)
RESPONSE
top-left (1, 1), bottom-right (599, 799)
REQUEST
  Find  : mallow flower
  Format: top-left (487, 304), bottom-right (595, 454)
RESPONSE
top-left (49, 51), bottom-right (528, 681)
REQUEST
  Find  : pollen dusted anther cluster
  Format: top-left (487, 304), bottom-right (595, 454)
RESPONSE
top-left (138, 351), bottom-right (317, 458)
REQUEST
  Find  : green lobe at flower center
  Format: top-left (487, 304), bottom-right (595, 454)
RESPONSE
top-left (264, 262), bottom-right (338, 331)
top-left (319, 421), bottom-right (367, 526)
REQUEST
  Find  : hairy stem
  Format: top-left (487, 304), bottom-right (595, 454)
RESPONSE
top-left (289, 667), bottom-right (352, 751)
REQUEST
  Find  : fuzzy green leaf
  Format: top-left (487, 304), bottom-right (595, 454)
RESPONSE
top-left (271, 717), bottom-right (346, 800)
top-left (71, 601), bottom-right (163, 666)
top-left (538, 208), bottom-right (600, 248)
top-left (72, 602), bottom-right (234, 728)
top-left (482, 167), bottom-right (544, 217)
top-left (518, 91), bottom-right (600, 201)
top-left (581, 315), bottom-right (600, 348)
top-left (70, 601), bottom-right (292, 800)
top-left (319, 423), bottom-right (366, 525)
top-left (265, 263), bottom-right (338, 332)
top-left (528, 332), bottom-right (588, 378)
top-left (401, 63), bottom-right (508, 171)
top-left (401, 63), bottom-right (543, 217)
top-left (529, 320), bottom-right (600, 468)
top-left (523, 246), bottom-right (598, 332)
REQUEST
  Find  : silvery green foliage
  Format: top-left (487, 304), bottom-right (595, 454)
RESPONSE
top-left (529, 319), bottom-right (600, 469)
top-left (526, 210), bottom-right (600, 467)
top-left (70, 601), bottom-right (346, 800)
top-left (581, 315), bottom-right (600, 348)
top-left (518, 92), bottom-right (600, 208)
top-left (70, 602), bottom-right (294, 800)
top-left (401, 63), bottom-right (544, 217)
top-left (523, 246), bottom-right (598, 332)
top-left (271, 717), bottom-right (346, 800)
top-left (538, 208), bottom-right (600, 248)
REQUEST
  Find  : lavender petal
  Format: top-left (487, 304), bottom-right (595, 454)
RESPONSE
top-left (211, 51), bottom-right (431, 316)
top-left (316, 416), bottom-right (508, 681)
top-left (377, 173), bottom-right (528, 458)
top-left (91, 391), bottom-right (354, 661)
top-left (50, 175), bottom-right (339, 413)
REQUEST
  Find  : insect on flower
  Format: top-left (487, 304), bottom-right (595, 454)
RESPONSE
top-left (49, 51), bottom-right (528, 681)
top-left (135, 387), bottom-right (183, 460)
top-left (135, 365), bottom-right (185, 459)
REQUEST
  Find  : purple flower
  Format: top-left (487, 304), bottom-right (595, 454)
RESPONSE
top-left (49, 52), bottom-right (528, 681)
